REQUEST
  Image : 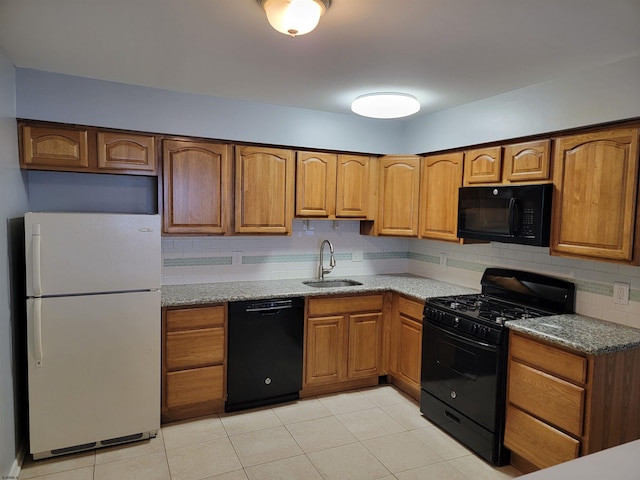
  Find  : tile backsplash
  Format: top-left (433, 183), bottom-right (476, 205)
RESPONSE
top-left (162, 220), bottom-right (640, 329)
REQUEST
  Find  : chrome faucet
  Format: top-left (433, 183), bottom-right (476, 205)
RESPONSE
top-left (319, 239), bottom-right (336, 280)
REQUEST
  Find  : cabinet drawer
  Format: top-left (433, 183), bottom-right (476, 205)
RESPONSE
top-left (166, 327), bottom-right (224, 370)
top-left (166, 306), bottom-right (225, 332)
top-left (510, 333), bottom-right (587, 384)
top-left (505, 404), bottom-right (580, 470)
top-left (166, 365), bottom-right (224, 409)
top-left (308, 294), bottom-right (383, 316)
top-left (398, 296), bottom-right (424, 321)
top-left (508, 361), bottom-right (585, 436)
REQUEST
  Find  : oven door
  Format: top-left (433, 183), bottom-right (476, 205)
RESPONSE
top-left (421, 320), bottom-right (502, 432)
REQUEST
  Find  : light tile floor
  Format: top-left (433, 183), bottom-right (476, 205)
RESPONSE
top-left (19, 385), bottom-right (522, 480)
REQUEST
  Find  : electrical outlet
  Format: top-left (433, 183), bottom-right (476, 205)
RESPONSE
top-left (352, 250), bottom-right (363, 262)
top-left (232, 251), bottom-right (243, 266)
top-left (613, 282), bottom-right (629, 305)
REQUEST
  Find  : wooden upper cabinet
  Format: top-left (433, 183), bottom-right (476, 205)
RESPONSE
top-left (20, 122), bottom-right (158, 175)
top-left (377, 155), bottom-right (421, 237)
top-left (163, 139), bottom-right (231, 235)
top-left (419, 152), bottom-right (463, 241)
top-left (296, 152), bottom-right (336, 217)
top-left (463, 146), bottom-right (502, 185)
top-left (97, 132), bottom-right (157, 174)
top-left (296, 152), bottom-right (370, 218)
top-left (336, 154), bottom-right (370, 218)
top-left (550, 128), bottom-right (640, 263)
top-left (235, 146), bottom-right (295, 235)
top-left (21, 125), bottom-right (90, 170)
top-left (503, 139), bottom-right (551, 183)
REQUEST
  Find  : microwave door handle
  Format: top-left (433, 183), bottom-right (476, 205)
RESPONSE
top-left (508, 198), bottom-right (519, 236)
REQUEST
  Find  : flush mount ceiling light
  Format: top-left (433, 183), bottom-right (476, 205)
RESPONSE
top-left (351, 93), bottom-right (421, 119)
top-left (257, 0), bottom-right (331, 37)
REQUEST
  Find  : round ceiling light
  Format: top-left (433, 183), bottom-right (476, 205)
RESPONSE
top-left (351, 93), bottom-right (421, 119)
top-left (258, 0), bottom-right (330, 37)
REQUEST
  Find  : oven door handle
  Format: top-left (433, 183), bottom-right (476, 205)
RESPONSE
top-left (424, 320), bottom-right (498, 352)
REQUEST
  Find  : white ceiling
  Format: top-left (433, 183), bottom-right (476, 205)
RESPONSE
top-left (0, 0), bottom-right (639, 117)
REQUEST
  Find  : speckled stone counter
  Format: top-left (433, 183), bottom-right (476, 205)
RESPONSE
top-left (505, 314), bottom-right (640, 355)
top-left (161, 273), bottom-right (477, 307)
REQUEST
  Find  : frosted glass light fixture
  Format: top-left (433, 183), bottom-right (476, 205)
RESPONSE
top-left (351, 93), bottom-right (421, 119)
top-left (258, 0), bottom-right (331, 37)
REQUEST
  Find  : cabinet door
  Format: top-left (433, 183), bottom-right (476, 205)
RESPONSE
top-left (419, 152), bottom-right (463, 241)
top-left (305, 315), bottom-right (348, 386)
top-left (503, 140), bottom-right (550, 182)
top-left (296, 151), bottom-right (336, 217)
top-left (395, 314), bottom-right (422, 390)
top-left (163, 140), bottom-right (231, 234)
top-left (336, 154), bottom-right (370, 218)
top-left (551, 128), bottom-right (639, 262)
top-left (235, 146), bottom-right (295, 234)
top-left (377, 156), bottom-right (421, 236)
top-left (97, 132), bottom-right (157, 174)
top-left (348, 312), bottom-right (382, 379)
top-left (463, 146), bottom-right (502, 185)
top-left (21, 125), bottom-right (90, 170)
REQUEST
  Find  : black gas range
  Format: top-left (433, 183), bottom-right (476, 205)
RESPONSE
top-left (420, 268), bottom-right (575, 466)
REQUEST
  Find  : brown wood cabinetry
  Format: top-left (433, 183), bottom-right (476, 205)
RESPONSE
top-left (419, 152), bottom-right (463, 242)
top-left (388, 295), bottom-right (424, 400)
top-left (550, 127), bottom-right (640, 263)
top-left (370, 155), bottom-right (421, 237)
top-left (505, 331), bottom-right (640, 472)
top-left (303, 294), bottom-right (383, 395)
top-left (162, 305), bottom-right (226, 423)
top-left (235, 146), bottom-right (295, 234)
top-left (20, 122), bottom-right (158, 175)
top-left (162, 139), bottom-right (231, 234)
top-left (296, 152), bottom-right (371, 218)
top-left (463, 146), bottom-right (502, 185)
top-left (502, 139), bottom-right (551, 182)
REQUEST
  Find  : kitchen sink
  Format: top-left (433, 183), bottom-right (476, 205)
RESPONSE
top-left (303, 279), bottom-right (363, 288)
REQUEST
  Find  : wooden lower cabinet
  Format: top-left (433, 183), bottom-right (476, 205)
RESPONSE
top-left (162, 305), bottom-right (226, 423)
top-left (388, 295), bottom-right (424, 400)
top-left (504, 331), bottom-right (640, 473)
top-left (303, 294), bottom-right (383, 395)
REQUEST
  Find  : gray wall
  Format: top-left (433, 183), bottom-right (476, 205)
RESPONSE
top-left (402, 55), bottom-right (640, 153)
top-left (0, 48), bottom-right (28, 478)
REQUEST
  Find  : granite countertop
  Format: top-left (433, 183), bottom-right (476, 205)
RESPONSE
top-left (161, 273), bottom-right (478, 306)
top-left (505, 314), bottom-right (640, 355)
top-left (162, 273), bottom-right (640, 355)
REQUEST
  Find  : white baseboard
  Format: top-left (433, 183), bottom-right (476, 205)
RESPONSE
top-left (6, 441), bottom-right (26, 480)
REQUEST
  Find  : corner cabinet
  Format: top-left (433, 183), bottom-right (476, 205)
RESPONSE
top-left (388, 295), bottom-right (424, 400)
top-left (295, 152), bottom-right (371, 219)
top-left (303, 294), bottom-right (383, 396)
top-left (20, 122), bottom-right (158, 175)
top-left (162, 305), bottom-right (226, 423)
top-left (550, 128), bottom-right (640, 263)
top-left (371, 155), bottom-right (421, 237)
top-left (162, 139), bottom-right (232, 234)
top-left (504, 331), bottom-right (640, 473)
top-left (235, 146), bottom-right (295, 234)
top-left (419, 152), bottom-right (463, 242)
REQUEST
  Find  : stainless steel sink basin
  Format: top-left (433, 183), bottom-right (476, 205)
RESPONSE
top-left (303, 279), bottom-right (363, 288)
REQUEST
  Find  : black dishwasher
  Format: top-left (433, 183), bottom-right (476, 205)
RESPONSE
top-left (226, 297), bottom-right (304, 412)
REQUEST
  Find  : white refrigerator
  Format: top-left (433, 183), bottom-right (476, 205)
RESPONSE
top-left (25, 212), bottom-right (161, 459)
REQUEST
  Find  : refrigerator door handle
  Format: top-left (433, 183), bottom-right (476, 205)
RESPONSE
top-left (34, 297), bottom-right (44, 367)
top-left (32, 223), bottom-right (42, 297)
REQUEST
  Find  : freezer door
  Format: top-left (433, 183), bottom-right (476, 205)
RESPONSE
top-left (27, 291), bottom-right (160, 456)
top-left (25, 212), bottom-right (160, 297)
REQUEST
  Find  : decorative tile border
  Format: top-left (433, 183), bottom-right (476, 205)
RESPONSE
top-left (163, 250), bottom-right (640, 302)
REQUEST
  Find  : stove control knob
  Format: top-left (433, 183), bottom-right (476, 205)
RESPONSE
top-left (471, 324), bottom-right (478, 334)
top-left (479, 327), bottom-right (488, 337)
top-left (453, 317), bottom-right (460, 328)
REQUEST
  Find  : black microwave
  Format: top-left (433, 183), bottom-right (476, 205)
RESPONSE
top-left (457, 183), bottom-right (553, 246)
